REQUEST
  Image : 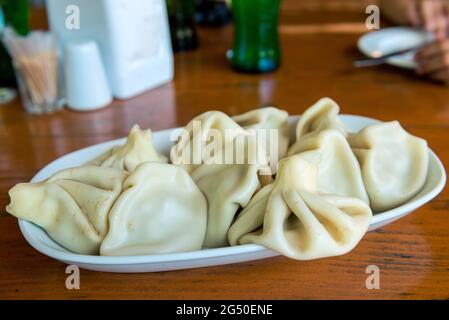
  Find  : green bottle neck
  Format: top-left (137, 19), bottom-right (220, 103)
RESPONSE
top-left (0, 0), bottom-right (30, 36)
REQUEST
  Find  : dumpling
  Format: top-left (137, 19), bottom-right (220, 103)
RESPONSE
top-left (288, 97), bottom-right (348, 155)
top-left (191, 134), bottom-right (269, 247)
top-left (6, 166), bottom-right (128, 255)
top-left (287, 129), bottom-right (369, 204)
top-left (348, 121), bottom-right (429, 212)
top-left (228, 155), bottom-right (372, 260)
top-left (170, 111), bottom-right (248, 174)
top-left (192, 163), bottom-right (262, 247)
top-left (88, 124), bottom-right (167, 172)
top-left (297, 97), bottom-right (348, 139)
top-left (171, 111), bottom-right (271, 247)
top-left (232, 107), bottom-right (290, 163)
top-left (100, 162), bottom-right (207, 256)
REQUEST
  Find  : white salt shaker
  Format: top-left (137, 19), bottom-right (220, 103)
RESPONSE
top-left (64, 40), bottom-right (112, 111)
top-left (46, 0), bottom-right (174, 99)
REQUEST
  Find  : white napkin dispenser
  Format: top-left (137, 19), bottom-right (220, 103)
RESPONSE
top-left (46, 0), bottom-right (174, 99)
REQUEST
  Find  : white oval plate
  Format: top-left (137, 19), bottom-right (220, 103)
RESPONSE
top-left (358, 27), bottom-right (433, 69)
top-left (18, 115), bottom-right (446, 273)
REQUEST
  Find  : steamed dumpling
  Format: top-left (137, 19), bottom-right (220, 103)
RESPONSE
top-left (232, 107), bottom-right (290, 163)
top-left (288, 97), bottom-right (348, 155)
top-left (348, 121), bottom-right (429, 212)
top-left (100, 162), bottom-right (207, 256)
top-left (287, 129), bottom-right (369, 205)
top-left (6, 166), bottom-right (128, 255)
top-left (296, 97), bottom-right (348, 139)
top-left (191, 134), bottom-right (269, 247)
top-left (88, 125), bottom-right (167, 172)
top-left (192, 163), bottom-right (262, 247)
top-left (228, 155), bottom-right (372, 260)
top-left (171, 110), bottom-right (270, 248)
top-left (170, 111), bottom-right (248, 173)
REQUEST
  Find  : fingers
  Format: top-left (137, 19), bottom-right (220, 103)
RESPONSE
top-left (409, 0), bottom-right (423, 27)
top-left (442, 1), bottom-right (449, 37)
top-left (416, 39), bottom-right (449, 59)
top-left (419, 0), bottom-right (437, 32)
top-left (415, 38), bottom-right (449, 84)
top-left (417, 0), bottom-right (449, 38)
top-left (429, 68), bottom-right (449, 84)
top-left (415, 39), bottom-right (449, 84)
top-left (434, 1), bottom-right (448, 38)
top-left (417, 51), bottom-right (449, 74)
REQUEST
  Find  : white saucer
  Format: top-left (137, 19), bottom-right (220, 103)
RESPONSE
top-left (358, 27), bottom-right (433, 69)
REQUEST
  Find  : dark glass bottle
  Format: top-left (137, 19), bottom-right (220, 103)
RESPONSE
top-left (166, 0), bottom-right (199, 52)
top-left (0, 0), bottom-right (30, 87)
top-left (195, 0), bottom-right (232, 27)
top-left (230, 0), bottom-right (281, 73)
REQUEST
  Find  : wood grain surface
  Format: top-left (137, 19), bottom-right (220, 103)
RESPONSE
top-left (0, 0), bottom-right (448, 300)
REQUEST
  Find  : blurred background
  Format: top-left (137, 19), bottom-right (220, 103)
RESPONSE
top-left (0, 0), bottom-right (375, 116)
top-left (1, 0), bottom-right (448, 160)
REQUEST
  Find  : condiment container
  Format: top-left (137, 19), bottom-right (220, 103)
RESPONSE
top-left (46, 0), bottom-right (174, 99)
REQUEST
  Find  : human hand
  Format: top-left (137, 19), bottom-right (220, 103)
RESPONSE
top-left (416, 39), bottom-right (449, 84)
top-left (413, 0), bottom-right (449, 39)
top-left (379, 1), bottom-right (449, 84)
top-left (379, 0), bottom-right (449, 39)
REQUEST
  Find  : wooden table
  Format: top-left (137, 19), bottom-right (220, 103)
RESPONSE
top-left (1, 0), bottom-right (448, 300)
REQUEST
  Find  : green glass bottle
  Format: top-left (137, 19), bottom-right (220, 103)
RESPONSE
top-left (230, 0), bottom-right (281, 73)
top-left (1, 0), bottom-right (29, 36)
top-left (0, 0), bottom-right (29, 87)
